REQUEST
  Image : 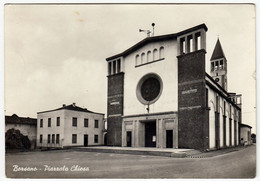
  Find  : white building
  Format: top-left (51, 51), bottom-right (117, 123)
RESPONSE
top-left (240, 123), bottom-right (252, 145)
top-left (37, 103), bottom-right (105, 148)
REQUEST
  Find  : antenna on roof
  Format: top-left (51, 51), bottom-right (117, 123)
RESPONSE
top-left (152, 23), bottom-right (155, 36)
top-left (139, 23), bottom-right (155, 37)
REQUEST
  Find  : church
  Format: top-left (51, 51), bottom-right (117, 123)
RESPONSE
top-left (106, 24), bottom-right (242, 151)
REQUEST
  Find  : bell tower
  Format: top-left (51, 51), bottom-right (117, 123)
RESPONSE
top-left (210, 38), bottom-right (227, 90)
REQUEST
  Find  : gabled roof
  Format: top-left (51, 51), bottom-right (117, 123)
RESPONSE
top-left (210, 38), bottom-right (226, 60)
top-left (37, 103), bottom-right (104, 115)
top-left (106, 23), bottom-right (208, 61)
top-left (5, 114), bottom-right (37, 125)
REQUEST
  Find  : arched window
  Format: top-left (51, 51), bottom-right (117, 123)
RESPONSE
top-left (147, 51), bottom-right (151, 62)
top-left (135, 55), bottom-right (140, 65)
top-left (159, 47), bottom-right (164, 59)
top-left (153, 49), bottom-right (158, 60)
top-left (141, 53), bottom-right (145, 64)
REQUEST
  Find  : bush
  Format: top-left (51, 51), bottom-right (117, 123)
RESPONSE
top-left (5, 128), bottom-right (31, 150)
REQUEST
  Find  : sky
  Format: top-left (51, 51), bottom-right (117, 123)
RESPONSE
top-left (3, 4), bottom-right (256, 133)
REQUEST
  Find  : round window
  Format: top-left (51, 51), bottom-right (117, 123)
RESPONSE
top-left (136, 73), bottom-right (163, 105)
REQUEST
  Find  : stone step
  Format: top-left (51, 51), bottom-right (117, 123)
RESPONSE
top-left (70, 147), bottom-right (187, 158)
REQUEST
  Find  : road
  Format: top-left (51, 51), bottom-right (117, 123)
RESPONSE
top-left (5, 145), bottom-right (256, 178)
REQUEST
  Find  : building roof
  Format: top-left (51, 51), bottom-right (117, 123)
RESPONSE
top-left (5, 114), bottom-right (37, 125)
top-left (37, 103), bottom-right (104, 115)
top-left (205, 73), bottom-right (241, 110)
top-left (240, 123), bottom-right (252, 129)
top-left (210, 38), bottom-right (226, 60)
top-left (106, 23), bottom-right (208, 61)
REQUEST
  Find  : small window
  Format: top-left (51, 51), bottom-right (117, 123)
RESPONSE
top-left (135, 55), bottom-right (140, 65)
top-left (195, 32), bottom-right (201, 50)
top-left (48, 118), bottom-right (51, 127)
top-left (117, 59), bottom-right (121, 73)
top-left (72, 117), bottom-right (77, 127)
top-left (72, 134), bottom-right (77, 144)
top-left (52, 134), bottom-right (55, 143)
top-left (95, 120), bottom-right (99, 128)
top-left (56, 134), bottom-right (60, 144)
top-left (40, 135), bottom-right (43, 143)
top-left (57, 117), bottom-right (60, 126)
top-left (113, 61), bottom-right (116, 74)
top-left (180, 37), bottom-right (185, 54)
top-left (147, 51), bottom-right (152, 62)
top-left (159, 47), bottom-right (164, 59)
top-left (84, 119), bottom-right (89, 127)
top-left (153, 49), bottom-right (158, 60)
top-left (187, 35), bottom-right (192, 53)
top-left (94, 135), bottom-right (98, 143)
top-left (108, 62), bottom-right (112, 75)
top-left (141, 53), bottom-right (145, 64)
top-left (40, 119), bottom-right (43, 128)
top-left (47, 134), bottom-right (51, 144)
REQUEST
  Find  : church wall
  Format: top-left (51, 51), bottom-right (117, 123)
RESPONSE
top-left (123, 39), bottom-right (178, 116)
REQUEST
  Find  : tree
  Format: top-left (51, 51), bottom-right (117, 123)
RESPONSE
top-left (5, 128), bottom-right (31, 150)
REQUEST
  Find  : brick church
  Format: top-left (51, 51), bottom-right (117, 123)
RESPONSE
top-left (106, 24), bottom-right (243, 151)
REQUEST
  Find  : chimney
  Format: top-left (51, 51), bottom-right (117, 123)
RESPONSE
top-left (72, 103), bottom-right (76, 107)
top-left (62, 104), bottom-right (66, 107)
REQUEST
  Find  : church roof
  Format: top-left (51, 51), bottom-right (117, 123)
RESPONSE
top-left (106, 23), bottom-right (208, 61)
top-left (210, 38), bottom-right (226, 60)
top-left (5, 114), bottom-right (37, 125)
top-left (37, 103), bottom-right (104, 115)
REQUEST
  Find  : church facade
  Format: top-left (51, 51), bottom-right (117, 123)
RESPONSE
top-left (106, 24), bottom-right (242, 150)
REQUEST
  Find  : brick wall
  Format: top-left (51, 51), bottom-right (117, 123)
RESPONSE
top-left (107, 72), bottom-right (124, 146)
top-left (178, 50), bottom-right (209, 150)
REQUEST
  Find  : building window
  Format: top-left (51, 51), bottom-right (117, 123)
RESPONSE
top-left (48, 118), bottom-right (51, 127)
top-left (47, 134), bottom-right (51, 144)
top-left (40, 135), bottom-right (43, 143)
top-left (136, 73), bottom-right (163, 105)
top-left (72, 117), bottom-right (77, 127)
top-left (108, 62), bottom-right (112, 75)
top-left (136, 55), bottom-right (140, 65)
top-left (56, 134), bottom-right (60, 144)
top-left (159, 47), bottom-right (164, 59)
top-left (52, 134), bottom-right (55, 143)
top-left (141, 52), bottom-right (145, 64)
top-left (113, 61), bottom-right (116, 74)
top-left (147, 51), bottom-right (151, 62)
top-left (95, 120), bottom-right (98, 128)
top-left (94, 135), bottom-right (98, 143)
top-left (117, 59), bottom-right (121, 73)
top-left (84, 119), bottom-right (89, 127)
top-left (72, 134), bottom-right (77, 144)
top-left (187, 35), bottom-right (192, 53)
top-left (153, 49), bottom-right (158, 60)
top-left (95, 120), bottom-right (99, 128)
top-left (57, 117), bottom-right (60, 126)
top-left (40, 119), bottom-right (43, 128)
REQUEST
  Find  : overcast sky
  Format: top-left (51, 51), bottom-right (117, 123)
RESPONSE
top-left (4, 4), bottom-right (256, 133)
